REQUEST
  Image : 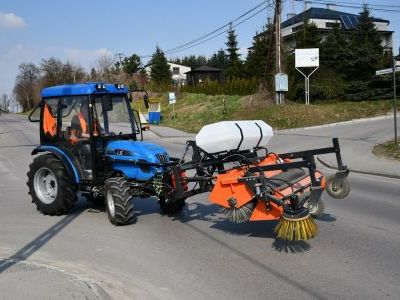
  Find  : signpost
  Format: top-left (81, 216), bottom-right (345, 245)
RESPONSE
top-left (376, 62), bottom-right (399, 145)
top-left (169, 92), bottom-right (177, 119)
top-left (295, 48), bottom-right (319, 105)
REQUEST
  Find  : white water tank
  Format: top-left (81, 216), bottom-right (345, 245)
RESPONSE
top-left (195, 120), bottom-right (273, 153)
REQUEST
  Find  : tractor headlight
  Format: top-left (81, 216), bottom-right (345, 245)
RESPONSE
top-left (96, 83), bottom-right (107, 90)
top-left (115, 84), bottom-right (125, 89)
top-left (115, 149), bottom-right (131, 156)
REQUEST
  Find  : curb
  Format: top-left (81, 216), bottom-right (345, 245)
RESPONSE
top-left (317, 156), bottom-right (400, 180)
top-left (280, 115), bottom-right (395, 132)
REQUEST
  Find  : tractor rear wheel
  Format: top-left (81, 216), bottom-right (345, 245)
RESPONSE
top-left (104, 177), bottom-right (134, 225)
top-left (27, 154), bottom-right (77, 215)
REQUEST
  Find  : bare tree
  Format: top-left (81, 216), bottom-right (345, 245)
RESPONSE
top-left (13, 62), bottom-right (40, 111)
top-left (1, 94), bottom-right (11, 112)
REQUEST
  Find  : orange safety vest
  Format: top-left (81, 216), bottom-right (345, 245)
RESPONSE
top-left (43, 104), bottom-right (56, 136)
top-left (77, 112), bottom-right (99, 135)
top-left (77, 112), bottom-right (88, 133)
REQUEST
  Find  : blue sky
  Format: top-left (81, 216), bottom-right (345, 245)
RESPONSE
top-left (1, 0), bottom-right (399, 96)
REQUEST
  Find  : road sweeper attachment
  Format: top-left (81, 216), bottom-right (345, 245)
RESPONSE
top-left (169, 120), bottom-right (350, 241)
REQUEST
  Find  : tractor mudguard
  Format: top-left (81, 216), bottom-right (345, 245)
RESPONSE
top-left (31, 146), bottom-right (80, 184)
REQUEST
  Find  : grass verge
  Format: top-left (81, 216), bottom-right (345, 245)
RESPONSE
top-left (372, 140), bottom-right (400, 161)
top-left (133, 93), bottom-right (393, 133)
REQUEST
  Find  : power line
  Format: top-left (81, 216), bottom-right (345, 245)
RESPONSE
top-left (309, 0), bottom-right (400, 9)
top-left (165, 0), bottom-right (269, 54)
top-left (165, 6), bottom-right (271, 56)
top-left (140, 1), bottom-right (275, 58)
top-left (303, 1), bottom-right (400, 13)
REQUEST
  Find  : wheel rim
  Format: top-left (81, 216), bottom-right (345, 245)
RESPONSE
top-left (106, 191), bottom-right (116, 218)
top-left (34, 167), bottom-right (58, 204)
top-left (307, 200), bottom-right (318, 214)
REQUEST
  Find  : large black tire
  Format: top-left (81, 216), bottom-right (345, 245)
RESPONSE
top-left (326, 175), bottom-right (350, 199)
top-left (159, 197), bottom-right (185, 214)
top-left (27, 154), bottom-right (77, 215)
top-left (104, 177), bottom-right (134, 225)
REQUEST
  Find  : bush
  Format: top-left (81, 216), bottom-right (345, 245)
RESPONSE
top-left (181, 78), bottom-right (258, 96)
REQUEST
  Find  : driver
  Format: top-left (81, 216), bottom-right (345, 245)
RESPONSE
top-left (70, 103), bottom-right (100, 143)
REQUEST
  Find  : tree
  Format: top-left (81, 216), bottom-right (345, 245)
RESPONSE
top-left (245, 24), bottom-right (274, 79)
top-left (224, 24), bottom-right (243, 79)
top-left (209, 49), bottom-right (229, 69)
top-left (41, 58), bottom-right (86, 87)
top-left (344, 6), bottom-right (384, 81)
top-left (295, 19), bottom-right (321, 48)
top-left (150, 47), bottom-right (171, 84)
top-left (0, 94), bottom-right (11, 112)
top-left (13, 62), bottom-right (40, 111)
top-left (121, 54), bottom-right (141, 76)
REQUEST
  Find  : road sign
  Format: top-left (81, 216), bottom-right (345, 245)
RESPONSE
top-left (295, 48), bottom-right (319, 68)
top-left (168, 92), bottom-right (176, 105)
top-left (376, 67), bottom-right (400, 75)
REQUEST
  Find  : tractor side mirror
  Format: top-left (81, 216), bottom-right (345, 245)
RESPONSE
top-left (143, 94), bottom-right (149, 110)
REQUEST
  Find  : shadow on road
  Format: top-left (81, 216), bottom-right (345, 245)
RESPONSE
top-left (0, 205), bottom-right (84, 274)
top-left (272, 239), bottom-right (311, 253)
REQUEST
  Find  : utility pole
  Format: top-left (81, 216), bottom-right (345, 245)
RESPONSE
top-left (115, 53), bottom-right (125, 71)
top-left (275, 0), bottom-right (284, 104)
top-left (394, 55), bottom-right (398, 145)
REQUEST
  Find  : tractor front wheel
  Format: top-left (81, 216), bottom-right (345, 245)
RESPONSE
top-left (104, 177), bottom-right (134, 225)
top-left (27, 154), bottom-right (77, 215)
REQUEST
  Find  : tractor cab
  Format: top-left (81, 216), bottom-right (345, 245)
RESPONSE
top-left (29, 83), bottom-right (152, 185)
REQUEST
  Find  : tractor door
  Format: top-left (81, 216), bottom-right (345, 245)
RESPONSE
top-left (58, 96), bottom-right (93, 180)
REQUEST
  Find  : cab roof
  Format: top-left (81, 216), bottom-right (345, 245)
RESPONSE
top-left (41, 83), bottom-right (129, 98)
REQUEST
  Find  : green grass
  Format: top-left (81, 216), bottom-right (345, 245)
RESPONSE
top-left (372, 140), bottom-right (400, 161)
top-left (133, 92), bottom-right (393, 133)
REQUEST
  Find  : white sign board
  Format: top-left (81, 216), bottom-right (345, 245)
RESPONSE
top-left (168, 92), bottom-right (176, 105)
top-left (396, 61), bottom-right (400, 67)
top-left (376, 67), bottom-right (400, 75)
top-left (295, 48), bottom-right (319, 68)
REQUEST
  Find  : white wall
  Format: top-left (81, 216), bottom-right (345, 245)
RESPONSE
top-left (145, 62), bottom-right (191, 82)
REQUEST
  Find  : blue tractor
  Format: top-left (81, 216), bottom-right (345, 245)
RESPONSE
top-left (27, 83), bottom-right (186, 225)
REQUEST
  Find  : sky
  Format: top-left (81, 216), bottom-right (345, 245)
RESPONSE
top-left (1, 0), bottom-right (399, 97)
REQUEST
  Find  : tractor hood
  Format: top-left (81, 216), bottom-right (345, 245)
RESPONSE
top-left (106, 140), bottom-right (169, 164)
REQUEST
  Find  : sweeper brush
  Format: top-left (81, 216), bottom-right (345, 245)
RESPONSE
top-left (275, 208), bottom-right (318, 241)
top-left (167, 120), bottom-right (350, 241)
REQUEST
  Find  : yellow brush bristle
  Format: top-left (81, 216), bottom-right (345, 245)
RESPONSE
top-left (274, 215), bottom-right (318, 241)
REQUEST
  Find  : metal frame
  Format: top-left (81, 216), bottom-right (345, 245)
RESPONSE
top-left (295, 67), bottom-right (319, 105)
top-left (168, 138), bottom-right (348, 202)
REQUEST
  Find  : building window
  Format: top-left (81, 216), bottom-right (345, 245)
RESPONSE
top-left (173, 67), bottom-right (180, 75)
top-left (291, 24), bottom-right (304, 32)
top-left (326, 22), bottom-right (340, 28)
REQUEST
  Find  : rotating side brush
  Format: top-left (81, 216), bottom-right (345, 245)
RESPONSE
top-left (274, 207), bottom-right (318, 241)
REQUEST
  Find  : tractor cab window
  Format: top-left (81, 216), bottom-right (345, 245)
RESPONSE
top-left (59, 96), bottom-right (90, 144)
top-left (94, 95), bottom-right (135, 137)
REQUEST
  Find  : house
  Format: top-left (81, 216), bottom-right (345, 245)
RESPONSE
top-left (145, 62), bottom-right (191, 85)
top-left (281, 6), bottom-right (393, 52)
top-left (185, 66), bottom-right (223, 86)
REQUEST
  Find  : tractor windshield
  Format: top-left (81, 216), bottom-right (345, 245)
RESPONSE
top-left (93, 94), bottom-right (137, 138)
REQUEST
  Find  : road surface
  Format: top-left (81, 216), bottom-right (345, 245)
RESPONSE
top-left (0, 114), bottom-right (399, 299)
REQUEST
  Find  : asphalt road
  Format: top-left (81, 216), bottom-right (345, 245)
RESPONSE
top-left (0, 114), bottom-right (399, 299)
